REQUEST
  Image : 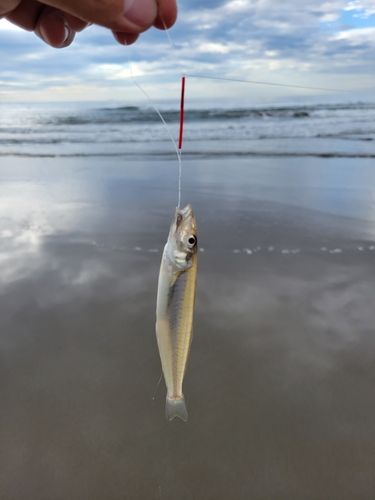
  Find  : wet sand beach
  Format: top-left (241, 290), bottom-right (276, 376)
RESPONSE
top-left (0, 155), bottom-right (375, 499)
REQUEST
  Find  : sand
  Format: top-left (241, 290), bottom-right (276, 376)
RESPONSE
top-left (0, 155), bottom-right (374, 499)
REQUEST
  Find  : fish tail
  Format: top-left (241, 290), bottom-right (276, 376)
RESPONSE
top-left (166, 395), bottom-right (188, 422)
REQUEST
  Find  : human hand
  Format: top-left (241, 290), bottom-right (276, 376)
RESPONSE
top-left (0, 0), bottom-right (177, 48)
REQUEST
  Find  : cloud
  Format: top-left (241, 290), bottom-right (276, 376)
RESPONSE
top-left (345, 0), bottom-right (375, 16)
top-left (331, 25), bottom-right (375, 40)
top-left (0, 0), bottom-right (375, 102)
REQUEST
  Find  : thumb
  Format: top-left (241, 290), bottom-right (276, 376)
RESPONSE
top-left (40, 0), bottom-right (158, 34)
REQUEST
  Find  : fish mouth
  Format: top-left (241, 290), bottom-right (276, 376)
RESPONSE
top-left (176, 204), bottom-right (196, 229)
top-left (176, 204), bottom-right (195, 225)
top-left (178, 204), bottom-right (193, 217)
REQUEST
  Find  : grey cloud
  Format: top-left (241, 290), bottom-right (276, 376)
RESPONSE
top-left (0, 0), bottom-right (374, 98)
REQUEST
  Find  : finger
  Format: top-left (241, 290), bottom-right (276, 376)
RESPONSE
top-left (3, 0), bottom-right (89, 33)
top-left (153, 0), bottom-right (177, 30)
top-left (41, 0), bottom-right (158, 34)
top-left (63, 12), bottom-right (90, 32)
top-left (34, 6), bottom-right (75, 48)
top-left (0, 0), bottom-right (22, 16)
top-left (5, 0), bottom-right (43, 31)
top-left (112, 31), bottom-right (139, 45)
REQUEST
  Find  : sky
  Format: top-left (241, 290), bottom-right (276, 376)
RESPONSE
top-left (0, 0), bottom-right (375, 103)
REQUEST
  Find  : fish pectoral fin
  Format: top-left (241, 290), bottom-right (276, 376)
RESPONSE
top-left (166, 395), bottom-right (188, 422)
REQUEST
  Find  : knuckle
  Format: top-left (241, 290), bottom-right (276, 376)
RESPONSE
top-left (0, 0), bottom-right (22, 16)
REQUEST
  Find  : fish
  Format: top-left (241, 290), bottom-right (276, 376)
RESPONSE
top-left (155, 204), bottom-right (198, 421)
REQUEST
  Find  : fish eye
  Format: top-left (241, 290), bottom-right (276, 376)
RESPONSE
top-left (187, 235), bottom-right (197, 248)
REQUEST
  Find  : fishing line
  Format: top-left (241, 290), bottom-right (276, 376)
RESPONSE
top-left (126, 18), bottom-right (366, 211)
top-left (157, 17), bottom-right (372, 212)
top-left (184, 74), bottom-right (362, 94)
top-left (177, 75), bottom-right (185, 208)
top-left (160, 15), bottom-right (373, 96)
top-left (124, 41), bottom-right (182, 207)
top-left (161, 17), bottom-right (187, 77)
top-left (152, 370), bottom-right (164, 412)
top-left (160, 15), bottom-right (187, 207)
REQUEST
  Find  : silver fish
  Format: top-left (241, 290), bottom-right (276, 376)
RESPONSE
top-left (156, 204), bottom-right (198, 421)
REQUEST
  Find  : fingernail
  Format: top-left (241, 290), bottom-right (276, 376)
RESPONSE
top-left (113, 32), bottom-right (139, 45)
top-left (123, 0), bottom-right (156, 28)
top-left (63, 23), bottom-right (70, 43)
top-left (113, 32), bottom-right (126, 45)
top-left (39, 15), bottom-right (71, 48)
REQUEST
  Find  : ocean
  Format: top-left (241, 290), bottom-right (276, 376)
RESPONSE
top-left (0, 100), bottom-right (374, 158)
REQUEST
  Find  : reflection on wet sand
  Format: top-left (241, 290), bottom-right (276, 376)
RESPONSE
top-left (0, 156), bottom-right (374, 499)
